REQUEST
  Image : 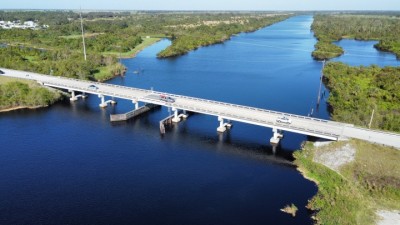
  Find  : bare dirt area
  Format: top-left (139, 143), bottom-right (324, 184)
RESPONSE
top-left (313, 142), bottom-right (356, 173)
top-left (377, 210), bottom-right (400, 225)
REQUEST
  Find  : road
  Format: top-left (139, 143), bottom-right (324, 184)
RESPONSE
top-left (1, 68), bottom-right (399, 149)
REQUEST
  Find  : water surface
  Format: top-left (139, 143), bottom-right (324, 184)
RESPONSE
top-left (1, 15), bottom-right (398, 225)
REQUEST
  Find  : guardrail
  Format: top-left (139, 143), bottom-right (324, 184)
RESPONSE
top-left (41, 78), bottom-right (341, 138)
top-left (4, 69), bottom-right (345, 139)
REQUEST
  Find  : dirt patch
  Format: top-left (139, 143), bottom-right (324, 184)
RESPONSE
top-left (377, 210), bottom-right (400, 225)
top-left (314, 143), bottom-right (356, 172)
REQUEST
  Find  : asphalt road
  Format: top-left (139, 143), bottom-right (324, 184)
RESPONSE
top-left (1, 68), bottom-right (399, 149)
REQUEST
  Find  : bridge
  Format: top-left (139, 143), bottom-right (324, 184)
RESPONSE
top-left (1, 68), bottom-right (400, 149)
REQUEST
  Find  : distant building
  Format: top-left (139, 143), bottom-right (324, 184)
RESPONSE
top-left (0, 20), bottom-right (49, 30)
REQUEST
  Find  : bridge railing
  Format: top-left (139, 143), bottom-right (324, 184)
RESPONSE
top-left (27, 70), bottom-right (347, 131)
top-left (172, 103), bottom-right (340, 138)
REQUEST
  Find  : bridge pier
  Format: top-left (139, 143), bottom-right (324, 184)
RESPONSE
top-left (99, 94), bottom-right (107, 108)
top-left (172, 107), bottom-right (181, 123)
top-left (270, 127), bottom-right (283, 145)
top-left (69, 90), bottom-right (77, 101)
top-left (132, 100), bottom-right (139, 110)
top-left (217, 117), bottom-right (232, 133)
top-left (69, 90), bottom-right (87, 101)
top-left (181, 110), bottom-right (188, 119)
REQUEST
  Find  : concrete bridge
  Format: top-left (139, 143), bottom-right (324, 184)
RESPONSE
top-left (1, 68), bottom-right (400, 149)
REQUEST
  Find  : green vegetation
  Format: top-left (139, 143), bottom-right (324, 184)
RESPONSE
top-left (0, 11), bottom-right (290, 110)
top-left (323, 62), bottom-right (400, 132)
top-left (312, 14), bottom-right (400, 60)
top-left (0, 11), bottom-right (291, 78)
top-left (157, 14), bottom-right (290, 58)
top-left (0, 79), bottom-right (62, 111)
top-left (294, 140), bottom-right (400, 225)
top-left (102, 37), bottom-right (162, 58)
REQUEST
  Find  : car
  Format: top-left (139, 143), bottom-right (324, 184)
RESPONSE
top-left (276, 116), bottom-right (292, 124)
top-left (88, 84), bottom-right (99, 90)
top-left (159, 94), bottom-right (175, 103)
top-left (0, 70), bottom-right (4, 74)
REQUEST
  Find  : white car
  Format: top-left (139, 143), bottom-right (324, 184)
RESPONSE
top-left (276, 116), bottom-right (292, 124)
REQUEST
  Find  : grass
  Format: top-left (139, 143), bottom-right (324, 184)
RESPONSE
top-left (0, 76), bottom-right (36, 86)
top-left (102, 37), bottom-right (161, 58)
top-left (93, 66), bottom-right (115, 81)
top-left (294, 140), bottom-right (400, 225)
top-left (59, 33), bottom-right (104, 39)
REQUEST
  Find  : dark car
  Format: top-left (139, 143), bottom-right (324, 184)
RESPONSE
top-left (88, 84), bottom-right (99, 91)
top-left (159, 94), bottom-right (175, 103)
top-left (0, 70), bottom-right (4, 74)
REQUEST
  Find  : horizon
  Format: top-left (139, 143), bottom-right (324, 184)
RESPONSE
top-left (1, 0), bottom-right (400, 11)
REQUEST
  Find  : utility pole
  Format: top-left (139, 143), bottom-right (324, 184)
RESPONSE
top-left (80, 9), bottom-right (87, 61)
top-left (368, 109), bottom-right (375, 129)
top-left (317, 60), bottom-right (325, 106)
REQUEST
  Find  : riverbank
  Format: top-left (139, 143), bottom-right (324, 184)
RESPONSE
top-left (157, 14), bottom-right (291, 58)
top-left (0, 77), bottom-right (63, 113)
top-left (311, 14), bottom-right (400, 60)
top-left (102, 37), bottom-right (162, 59)
top-left (294, 140), bottom-right (400, 225)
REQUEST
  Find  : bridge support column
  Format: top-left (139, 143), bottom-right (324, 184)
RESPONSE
top-left (81, 92), bottom-right (87, 99)
top-left (181, 110), bottom-right (188, 119)
top-left (270, 128), bottom-right (283, 145)
top-left (172, 107), bottom-right (181, 123)
top-left (217, 116), bottom-right (227, 133)
top-left (132, 100), bottom-right (139, 110)
top-left (99, 94), bottom-right (107, 108)
top-left (69, 90), bottom-right (78, 101)
top-left (110, 97), bottom-right (117, 105)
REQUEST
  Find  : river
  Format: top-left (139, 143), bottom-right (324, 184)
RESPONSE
top-left (0, 15), bottom-right (398, 225)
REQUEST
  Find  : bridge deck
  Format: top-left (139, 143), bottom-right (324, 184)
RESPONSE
top-left (1, 68), bottom-right (400, 149)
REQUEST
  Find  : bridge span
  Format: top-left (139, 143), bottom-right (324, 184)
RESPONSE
top-left (1, 68), bottom-right (399, 149)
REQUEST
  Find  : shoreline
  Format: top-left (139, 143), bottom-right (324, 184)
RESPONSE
top-left (0, 105), bottom-right (48, 113)
top-left (294, 140), bottom-right (400, 225)
top-left (0, 38), bottom-right (161, 113)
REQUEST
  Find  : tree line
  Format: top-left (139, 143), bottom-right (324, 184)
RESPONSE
top-left (312, 14), bottom-right (400, 60)
top-left (324, 62), bottom-right (400, 132)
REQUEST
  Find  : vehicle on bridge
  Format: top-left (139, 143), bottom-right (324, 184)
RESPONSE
top-left (88, 84), bottom-right (99, 91)
top-left (276, 116), bottom-right (292, 124)
top-left (160, 94), bottom-right (175, 103)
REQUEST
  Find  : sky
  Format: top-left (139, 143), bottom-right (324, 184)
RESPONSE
top-left (1, 0), bottom-right (400, 11)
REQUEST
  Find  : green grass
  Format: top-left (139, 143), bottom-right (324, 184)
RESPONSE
top-left (102, 37), bottom-right (161, 58)
top-left (0, 76), bottom-right (36, 86)
top-left (93, 63), bottom-right (125, 81)
top-left (93, 66), bottom-right (114, 81)
top-left (59, 33), bottom-right (104, 39)
top-left (294, 140), bottom-right (400, 225)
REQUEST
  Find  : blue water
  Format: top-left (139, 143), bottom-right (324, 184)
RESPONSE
top-left (0, 15), bottom-right (398, 225)
top-left (333, 39), bottom-right (400, 66)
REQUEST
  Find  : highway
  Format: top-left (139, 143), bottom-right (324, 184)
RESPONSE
top-left (1, 68), bottom-right (400, 149)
